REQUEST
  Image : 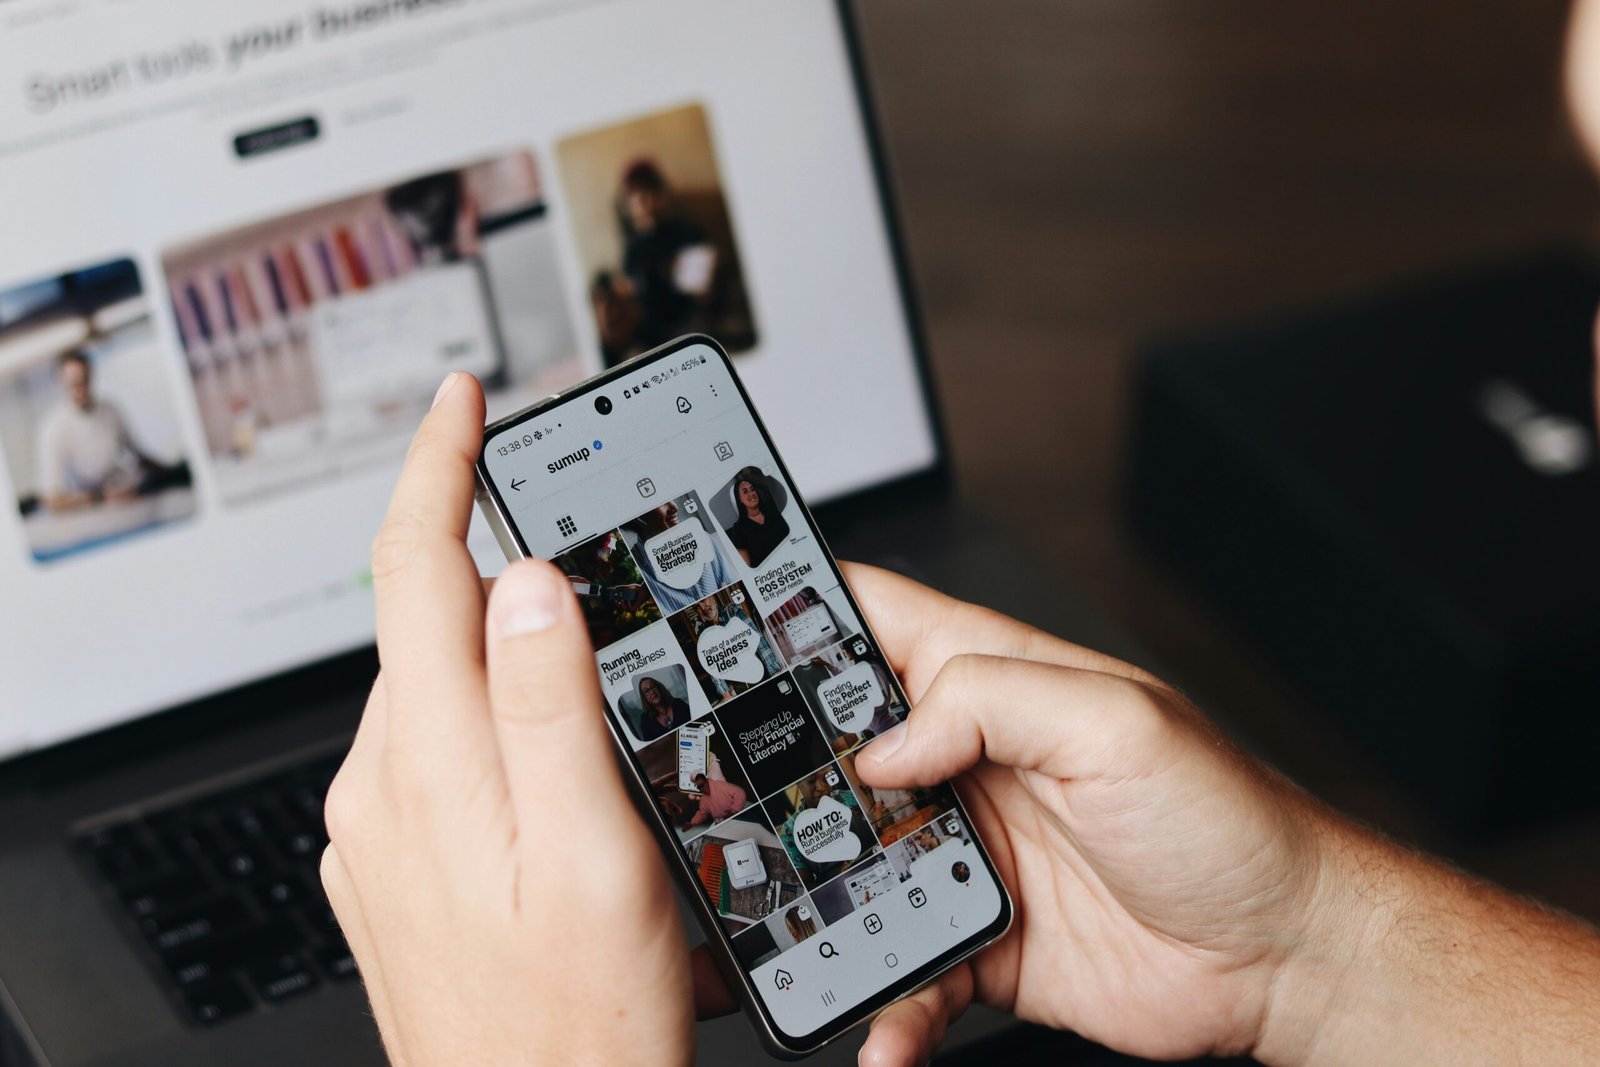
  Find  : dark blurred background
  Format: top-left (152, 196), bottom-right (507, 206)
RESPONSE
top-left (852, 0), bottom-right (1600, 930)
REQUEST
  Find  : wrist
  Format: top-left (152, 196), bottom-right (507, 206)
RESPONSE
top-left (1252, 809), bottom-right (1394, 1067)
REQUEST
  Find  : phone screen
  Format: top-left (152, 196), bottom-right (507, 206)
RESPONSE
top-left (678, 722), bottom-right (711, 793)
top-left (478, 338), bottom-right (1009, 1049)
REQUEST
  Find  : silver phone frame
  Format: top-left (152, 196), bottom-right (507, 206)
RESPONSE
top-left (474, 335), bottom-right (1013, 1059)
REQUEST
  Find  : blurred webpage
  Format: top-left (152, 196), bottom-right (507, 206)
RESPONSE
top-left (0, 0), bottom-right (936, 755)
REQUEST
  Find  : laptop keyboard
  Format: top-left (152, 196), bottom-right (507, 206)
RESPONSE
top-left (73, 750), bottom-right (355, 1026)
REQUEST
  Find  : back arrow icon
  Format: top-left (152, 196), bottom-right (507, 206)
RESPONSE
top-left (510, 478), bottom-right (526, 492)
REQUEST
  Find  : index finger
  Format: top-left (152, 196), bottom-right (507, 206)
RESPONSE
top-left (840, 561), bottom-right (1163, 699)
top-left (370, 372), bottom-right (490, 717)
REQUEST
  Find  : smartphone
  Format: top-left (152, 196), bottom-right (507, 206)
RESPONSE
top-left (678, 721), bottom-right (712, 793)
top-left (475, 335), bottom-right (1012, 1058)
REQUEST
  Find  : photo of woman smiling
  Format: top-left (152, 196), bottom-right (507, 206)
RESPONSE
top-left (721, 465), bottom-right (789, 567)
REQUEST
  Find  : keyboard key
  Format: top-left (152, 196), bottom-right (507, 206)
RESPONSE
top-left (285, 830), bottom-right (321, 860)
top-left (314, 944), bottom-right (359, 982)
top-left (251, 873), bottom-right (307, 910)
top-left (143, 898), bottom-right (249, 954)
top-left (170, 958), bottom-right (220, 987)
top-left (182, 976), bottom-right (252, 1026)
top-left (119, 871), bottom-right (210, 919)
top-left (217, 848), bottom-right (263, 879)
top-left (225, 807), bottom-right (268, 839)
top-left (247, 953), bottom-right (319, 1003)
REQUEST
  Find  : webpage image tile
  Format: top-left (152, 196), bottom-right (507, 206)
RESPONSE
top-left (682, 805), bottom-right (803, 936)
top-left (161, 150), bottom-right (577, 506)
top-left (556, 102), bottom-right (759, 368)
top-left (711, 673), bottom-right (834, 800)
top-left (791, 633), bottom-right (909, 754)
top-left (634, 722), bottom-right (752, 844)
top-left (763, 765), bottom-right (879, 892)
top-left (706, 462), bottom-right (845, 624)
top-left (810, 851), bottom-right (900, 926)
top-left (619, 488), bottom-right (736, 614)
top-left (705, 463), bottom-right (790, 571)
top-left (0, 258), bottom-right (197, 564)
top-left (555, 527), bottom-right (663, 651)
top-left (664, 581), bottom-right (782, 707)
top-left (763, 583), bottom-right (860, 665)
top-left (599, 620), bottom-right (713, 750)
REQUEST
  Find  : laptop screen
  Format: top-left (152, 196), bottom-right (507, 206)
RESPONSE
top-left (0, 0), bottom-right (939, 758)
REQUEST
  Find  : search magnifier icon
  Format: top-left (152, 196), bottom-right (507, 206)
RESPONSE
top-left (818, 941), bottom-right (838, 959)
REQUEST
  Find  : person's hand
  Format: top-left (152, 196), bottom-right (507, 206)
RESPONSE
top-left (843, 562), bottom-right (1346, 1067)
top-left (321, 373), bottom-right (710, 1065)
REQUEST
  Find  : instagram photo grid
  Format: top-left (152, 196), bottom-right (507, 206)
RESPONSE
top-left (554, 457), bottom-right (961, 963)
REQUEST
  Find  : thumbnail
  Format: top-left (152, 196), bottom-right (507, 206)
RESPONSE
top-left (0, 257), bottom-right (196, 564)
top-left (619, 489), bottom-right (736, 614)
top-left (665, 581), bottom-right (782, 706)
top-left (763, 584), bottom-right (859, 665)
top-left (160, 149), bottom-right (578, 505)
top-left (792, 634), bottom-right (908, 750)
top-left (714, 674), bottom-right (834, 798)
top-left (599, 620), bottom-right (714, 747)
top-left (884, 809), bottom-right (977, 884)
top-left (683, 808), bottom-right (804, 933)
top-left (556, 102), bottom-right (759, 366)
top-left (730, 895), bottom-right (824, 969)
top-left (707, 464), bottom-right (791, 570)
top-left (837, 749), bottom-right (952, 845)
top-left (809, 852), bottom-right (899, 925)
top-left (553, 528), bottom-right (662, 650)
top-left (635, 722), bottom-right (754, 843)
top-left (763, 766), bottom-right (876, 891)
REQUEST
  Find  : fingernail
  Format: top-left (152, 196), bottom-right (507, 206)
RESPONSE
top-left (862, 722), bottom-right (907, 764)
top-left (492, 563), bottom-right (563, 637)
top-left (431, 372), bottom-right (459, 409)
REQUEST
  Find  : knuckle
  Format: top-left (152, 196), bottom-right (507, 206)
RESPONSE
top-left (369, 519), bottom-right (424, 582)
top-left (322, 765), bottom-right (368, 847)
top-left (1110, 682), bottom-right (1177, 753)
top-left (931, 652), bottom-right (989, 701)
top-left (370, 518), bottom-right (457, 585)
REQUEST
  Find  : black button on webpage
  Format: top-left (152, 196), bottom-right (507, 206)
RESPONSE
top-left (233, 116), bottom-right (320, 161)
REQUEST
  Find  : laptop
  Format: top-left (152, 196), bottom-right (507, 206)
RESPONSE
top-left (0, 2), bottom-right (1134, 1063)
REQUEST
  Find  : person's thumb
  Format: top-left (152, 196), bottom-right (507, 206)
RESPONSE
top-left (484, 558), bottom-right (632, 827)
top-left (853, 653), bottom-right (1163, 789)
